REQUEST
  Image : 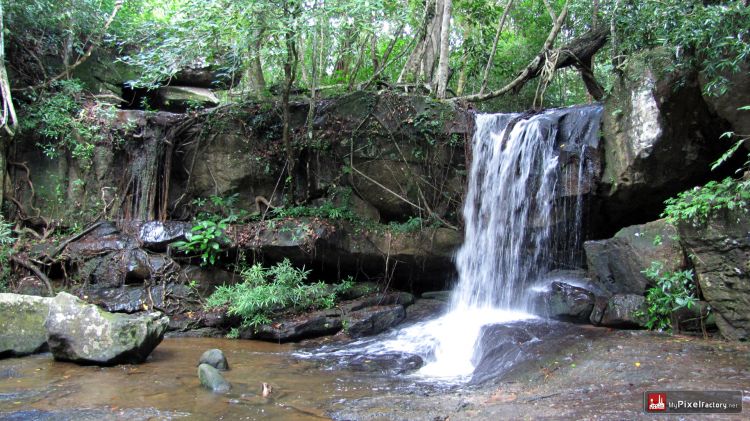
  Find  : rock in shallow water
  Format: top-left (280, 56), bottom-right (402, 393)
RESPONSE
top-left (198, 363), bottom-right (231, 393)
top-left (45, 292), bottom-right (168, 365)
top-left (199, 348), bottom-right (229, 370)
top-left (0, 294), bottom-right (51, 357)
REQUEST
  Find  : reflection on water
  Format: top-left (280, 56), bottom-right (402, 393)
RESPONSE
top-left (0, 338), bottom-right (416, 420)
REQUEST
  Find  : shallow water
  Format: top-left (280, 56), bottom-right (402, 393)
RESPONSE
top-left (0, 337), bottom-right (420, 420)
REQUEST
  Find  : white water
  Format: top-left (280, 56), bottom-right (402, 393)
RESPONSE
top-left (303, 106), bottom-right (602, 381)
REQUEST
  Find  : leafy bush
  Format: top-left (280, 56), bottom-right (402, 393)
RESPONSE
top-left (172, 217), bottom-right (230, 266)
top-left (20, 79), bottom-right (126, 169)
top-left (662, 177), bottom-right (750, 224)
top-left (639, 262), bottom-right (698, 332)
top-left (205, 259), bottom-right (353, 330)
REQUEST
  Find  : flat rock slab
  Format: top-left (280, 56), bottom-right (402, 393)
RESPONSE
top-left (0, 294), bottom-right (51, 357)
top-left (45, 292), bottom-right (169, 365)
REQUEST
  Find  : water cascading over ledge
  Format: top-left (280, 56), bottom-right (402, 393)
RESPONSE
top-left (325, 104), bottom-right (603, 381)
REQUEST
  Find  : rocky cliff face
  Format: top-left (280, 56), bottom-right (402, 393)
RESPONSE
top-left (6, 48), bottom-right (748, 341)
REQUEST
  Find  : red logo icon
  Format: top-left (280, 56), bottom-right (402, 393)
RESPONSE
top-left (647, 393), bottom-right (667, 412)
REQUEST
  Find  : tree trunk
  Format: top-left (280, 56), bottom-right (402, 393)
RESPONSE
top-left (0, 0), bottom-right (18, 210)
top-left (435, 0), bottom-right (452, 98)
top-left (247, 27), bottom-right (267, 96)
top-left (282, 0), bottom-right (299, 204)
top-left (480, 0), bottom-right (513, 94)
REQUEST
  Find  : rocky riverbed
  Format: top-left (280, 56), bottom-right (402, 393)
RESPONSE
top-left (1, 322), bottom-right (747, 420)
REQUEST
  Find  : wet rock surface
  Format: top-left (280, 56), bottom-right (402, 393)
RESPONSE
top-left (533, 282), bottom-right (595, 322)
top-left (198, 363), bottom-right (231, 393)
top-left (344, 305), bottom-right (406, 338)
top-left (679, 208), bottom-right (750, 340)
top-left (584, 219), bottom-right (686, 296)
top-left (0, 294), bottom-right (51, 357)
top-left (330, 327), bottom-right (750, 420)
top-left (198, 348), bottom-right (229, 370)
top-left (45, 292), bottom-right (169, 365)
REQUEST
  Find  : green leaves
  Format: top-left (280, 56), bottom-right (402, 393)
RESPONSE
top-left (204, 259), bottom-right (354, 331)
top-left (662, 177), bottom-right (750, 224)
top-left (173, 217), bottom-right (231, 266)
top-left (639, 261), bottom-right (699, 332)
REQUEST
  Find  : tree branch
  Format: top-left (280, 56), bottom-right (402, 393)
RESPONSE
top-left (14, 0), bottom-right (123, 92)
top-left (455, 22), bottom-right (611, 103)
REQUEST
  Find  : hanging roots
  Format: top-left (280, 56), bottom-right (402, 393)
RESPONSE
top-left (534, 48), bottom-right (561, 109)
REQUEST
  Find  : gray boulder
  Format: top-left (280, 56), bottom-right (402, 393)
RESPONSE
top-left (0, 294), bottom-right (51, 357)
top-left (678, 208), bottom-right (750, 340)
top-left (244, 308), bottom-right (343, 342)
top-left (535, 282), bottom-right (595, 322)
top-left (599, 48), bottom-right (728, 228)
top-left (199, 348), bottom-right (229, 371)
top-left (344, 304), bottom-right (406, 338)
top-left (198, 363), bottom-right (231, 393)
top-left (598, 294), bottom-right (647, 328)
top-left (584, 219), bottom-right (686, 295)
top-left (45, 292), bottom-right (169, 365)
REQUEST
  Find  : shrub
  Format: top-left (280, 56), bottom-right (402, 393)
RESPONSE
top-left (205, 259), bottom-right (353, 331)
top-left (172, 217), bottom-right (230, 266)
top-left (640, 262), bottom-right (698, 332)
top-left (662, 177), bottom-right (750, 224)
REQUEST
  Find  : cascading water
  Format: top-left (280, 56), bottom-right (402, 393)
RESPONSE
top-left (303, 105), bottom-right (603, 381)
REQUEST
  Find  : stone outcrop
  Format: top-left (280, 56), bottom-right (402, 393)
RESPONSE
top-left (45, 292), bottom-right (169, 365)
top-left (0, 294), bottom-right (51, 357)
top-left (241, 291), bottom-right (413, 342)
top-left (584, 219), bottom-right (686, 295)
top-left (597, 48), bottom-right (728, 231)
top-left (678, 209), bottom-right (750, 340)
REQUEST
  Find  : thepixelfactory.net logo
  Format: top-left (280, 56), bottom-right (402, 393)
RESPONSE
top-left (647, 393), bottom-right (666, 412)
top-left (644, 390), bottom-right (743, 414)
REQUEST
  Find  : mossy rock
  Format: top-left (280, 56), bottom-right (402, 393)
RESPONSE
top-left (0, 294), bottom-right (51, 357)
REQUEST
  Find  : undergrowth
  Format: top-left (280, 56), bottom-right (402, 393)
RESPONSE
top-left (205, 259), bottom-right (354, 332)
top-left (638, 261), bottom-right (699, 332)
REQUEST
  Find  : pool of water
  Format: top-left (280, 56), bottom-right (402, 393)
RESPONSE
top-left (0, 337), bottom-right (423, 420)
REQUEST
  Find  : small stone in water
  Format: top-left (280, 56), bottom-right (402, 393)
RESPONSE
top-left (198, 348), bottom-right (229, 371)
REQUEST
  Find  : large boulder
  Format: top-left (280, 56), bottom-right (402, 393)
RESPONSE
top-left (700, 61), bottom-right (750, 137)
top-left (597, 48), bottom-right (728, 231)
top-left (534, 282), bottom-right (595, 322)
top-left (596, 294), bottom-right (647, 328)
top-left (584, 219), bottom-right (686, 295)
top-left (0, 294), bottom-right (51, 357)
top-left (344, 304), bottom-right (406, 338)
top-left (678, 208), bottom-right (750, 340)
top-left (243, 308), bottom-right (343, 342)
top-left (157, 86), bottom-right (220, 110)
top-left (45, 292), bottom-right (169, 365)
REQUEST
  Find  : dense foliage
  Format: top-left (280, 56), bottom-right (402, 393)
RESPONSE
top-left (205, 258), bottom-right (353, 331)
top-left (640, 262), bottom-right (698, 332)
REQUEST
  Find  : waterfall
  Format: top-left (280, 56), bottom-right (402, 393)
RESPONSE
top-left (306, 105), bottom-right (603, 381)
